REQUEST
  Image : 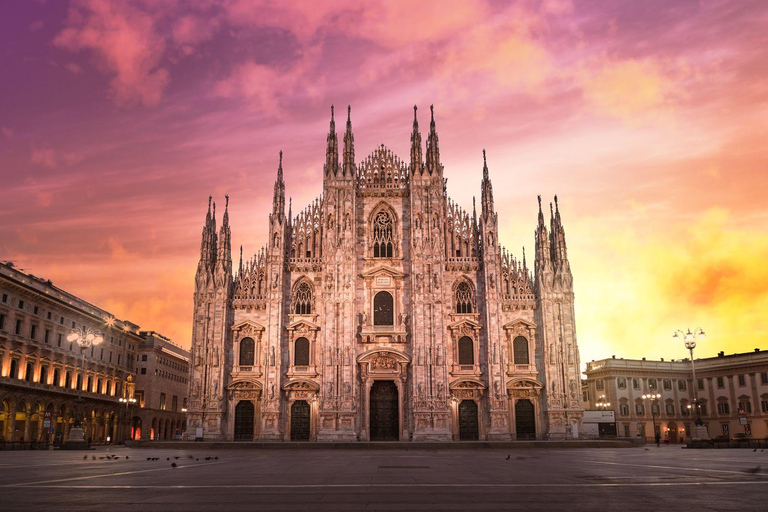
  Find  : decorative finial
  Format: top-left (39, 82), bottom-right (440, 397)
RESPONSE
top-left (331, 104), bottom-right (334, 120)
top-left (430, 104), bottom-right (434, 122)
top-left (483, 149), bottom-right (486, 165)
top-left (208, 196), bottom-right (212, 212)
top-left (554, 194), bottom-right (559, 212)
top-left (414, 105), bottom-right (418, 119)
top-left (550, 202), bottom-right (553, 217)
top-left (279, 150), bottom-right (283, 165)
top-left (347, 105), bottom-right (351, 121)
top-left (225, 194), bottom-right (229, 209)
top-left (537, 195), bottom-right (542, 211)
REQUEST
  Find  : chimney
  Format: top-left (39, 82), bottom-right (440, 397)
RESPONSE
top-left (718, 351), bottom-right (724, 357)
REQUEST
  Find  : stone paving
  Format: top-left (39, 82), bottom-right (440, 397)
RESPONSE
top-left (1, 444), bottom-right (767, 511)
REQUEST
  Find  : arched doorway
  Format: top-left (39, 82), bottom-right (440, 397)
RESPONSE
top-left (370, 381), bottom-right (399, 441)
top-left (132, 416), bottom-right (142, 440)
top-left (515, 399), bottom-right (536, 439)
top-left (458, 400), bottom-right (479, 441)
top-left (290, 400), bottom-right (310, 441)
top-left (234, 401), bottom-right (255, 441)
top-left (667, 422), bottom-right (678, 443)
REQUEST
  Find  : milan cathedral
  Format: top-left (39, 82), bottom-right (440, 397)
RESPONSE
top-left (187, 106), bottom-right (583, 441)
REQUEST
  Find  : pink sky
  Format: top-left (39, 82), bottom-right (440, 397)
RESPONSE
top-left (2, 0), bottom-right (767, 364)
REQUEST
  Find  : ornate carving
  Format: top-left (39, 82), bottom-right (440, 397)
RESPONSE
top-left (371, 356), bottom-right (397, 371)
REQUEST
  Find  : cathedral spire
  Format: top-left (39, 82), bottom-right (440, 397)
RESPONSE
top-left (410, 105), bottom-right (423, 175)
top-left (426, 104), bottom-right (442, 176)
top-left (238, 244), bottom-right (243, 276)
top-left (343, 105), bottom-right (355, 177)
top-left (325, 105), bottom-right (339, 176)
top-left (198, 196), bottom-right (217, 273)
top-left (481, 149), bottom-right (494, 218)
top-left (550, 195), bottom-right (569, 273)
top-left (272, 151), bottom-right (286, 218)
top-left (216, 194), bottom-right (232, 274)
top-left (535, 195), bottom-right (551, 276)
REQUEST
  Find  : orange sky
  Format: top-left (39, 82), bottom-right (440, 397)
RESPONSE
top-left (2, 0), bottom-right (767, 366)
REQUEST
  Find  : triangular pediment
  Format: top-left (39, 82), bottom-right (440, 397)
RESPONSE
top-left (227, 379), bottom-right (263, 391)
top-left (286, 319), bottom-right (321, 331)
top-left (502, 318), bottom-right (536, 330)
top-left (357, 145), bottom-right (409, 191)
top-left (231, 320), bottom-right (266, 332)
top-left (361, 266), bottom-right (406, 279)
top-left (448, 318), bottom-right (482, 331)
top-left (283, 378), bottom-right (320, 391)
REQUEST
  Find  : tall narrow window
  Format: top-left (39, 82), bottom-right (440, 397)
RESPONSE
top-left (293, 281), bottom-right (313, 315)
top-left (373, 291), bottom-right (394, 325)
top-left (513, 336), bottom-right (530, 364)
top-left (455, 281), bottom-right (474, 314)
top-left (458, 336), bottom-right (474, 365)
top-left (239, 337), bottom-right (255, 366)
top-left (294, 337), bottom-right (310, 366)
top-left (372, 211), bottom-right (394, 258)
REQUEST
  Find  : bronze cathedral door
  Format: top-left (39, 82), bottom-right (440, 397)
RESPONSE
top-left (290, 400), bottom-right (310, 441)
top-left (370, 381), bottom-right (399, 441)
top-left (458, 400), bottom-right (479, 440)
top-left (234, 401), bottom-right (254, 441)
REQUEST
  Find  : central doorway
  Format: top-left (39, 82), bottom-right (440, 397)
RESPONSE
top-left (515, 399), bottom-right (536, 439)
top-left (290, 400), bottom-right (310, 441)
top-left (234, 401), bottom-right (254, 441)
top-left (458, 400), bottom-right (479, 440)
top-left (370, 381), bottom-right (399, 441)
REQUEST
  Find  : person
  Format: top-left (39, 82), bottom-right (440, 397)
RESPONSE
top-left (664, 433), bottom-right (669, 445)
top-left (655, 432), bottom-right (661, 447)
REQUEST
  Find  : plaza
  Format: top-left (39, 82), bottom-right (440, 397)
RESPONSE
top-left (1, 445), bottom-right (767, 511)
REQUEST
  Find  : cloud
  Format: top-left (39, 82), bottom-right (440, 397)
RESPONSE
top-left (31, 148), bottom-right (57, 168)
top-left (30, 147), bottom-right (84, 168)
top-left (581, 59), bottom-right (678, 119)
top-left (54, 0), bottom-right (170, 106)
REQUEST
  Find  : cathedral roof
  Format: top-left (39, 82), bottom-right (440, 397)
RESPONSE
top-left (356, 144), bottom-right (408, 194)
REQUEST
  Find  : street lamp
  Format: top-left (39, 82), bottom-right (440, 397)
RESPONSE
top-left (642, 392), bottom-right (662, 446)
top-left (595, 397), bottom-right (611, 410)
top-left (674, 328), bottom-right (706, 439)
top-left (119, 397), bottom-right (137, 442)
top-left (64, 326), bottom-right (104, 448)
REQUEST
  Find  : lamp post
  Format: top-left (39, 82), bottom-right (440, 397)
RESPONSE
top-left (674, 328), bottom-right (707, 440)
top-left (64, 327), bottom-right (103, 449)
top-left (595, 397), bottom-right (611, 410)
top-left (642, 392), bottom-right (662, 446)
top-left (119, 397), bottom-right (137, 442)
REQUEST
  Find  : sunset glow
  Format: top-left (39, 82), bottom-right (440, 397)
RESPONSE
top-left (2, 0), bottom-right (767, 365)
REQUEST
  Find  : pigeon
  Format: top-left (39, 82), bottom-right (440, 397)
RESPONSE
top-left (92, 456), bottom-right (96, 460)
top-left (214, 457), bottom-right (218, 460)
top-left (174, 456), bottom-right (180, 460)
top-left (205, 456), bottom-right (211, 460)
top-left (147, 457), bottom-right (152, 461)
top-left (196, 458), bottom-right (199, 461)
top-left (744, 465), bottom-right (762, 474)
top-left (167, 458), bottom-right (170, 461)
top-left (84, 455), bottom-right (88, 460)
top-left (754, 448), bottom-right (757, 452)
top-left (125, 456), bottom-right (129, 459)
top-left (188, 455), bottom-right (194, 460)
top-left (171, 463), bottom-right (177, 468)
top-left (506, 455), bottom-right (510, 460)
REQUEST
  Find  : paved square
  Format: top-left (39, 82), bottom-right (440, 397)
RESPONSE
top-left (1, 445), bottom-right (767, 511)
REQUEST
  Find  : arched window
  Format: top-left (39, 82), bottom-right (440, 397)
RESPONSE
top-left (373, 291), bottom-right (394, 325)
top-left (25, 363), bottom-right (34, 382)
top-left (65, 371), bottom-right (71, 388)
top-left (97, 378), bottom-right (102, 394)
top-left (455, 281), bottom-right (474, 314)
top-left (40, 366), bottom-right (48, 385)
top-left (53, 368), bottom-right (60, 386)
top-left (9, 359), bottom-right (18, 379)
top-left (76, 374), bottom-right (82, 390)
top-left (373, 210), bottom-right (394, 258)
top-left (87, 375), bottom-right (92, 392)
top-left (293, 281), bottom-right (313, 315)
top-left (458, 336), bottom-right (474, 365)
top-left (239, 337), bottom-right (255, 366)
top-left (294, 337), bottom-right (310, 366)
top-left (513, 336), bottom-right (529, 365)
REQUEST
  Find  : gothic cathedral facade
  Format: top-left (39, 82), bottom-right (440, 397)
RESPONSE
top-left (187, 106), bottom-right (583, 442)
